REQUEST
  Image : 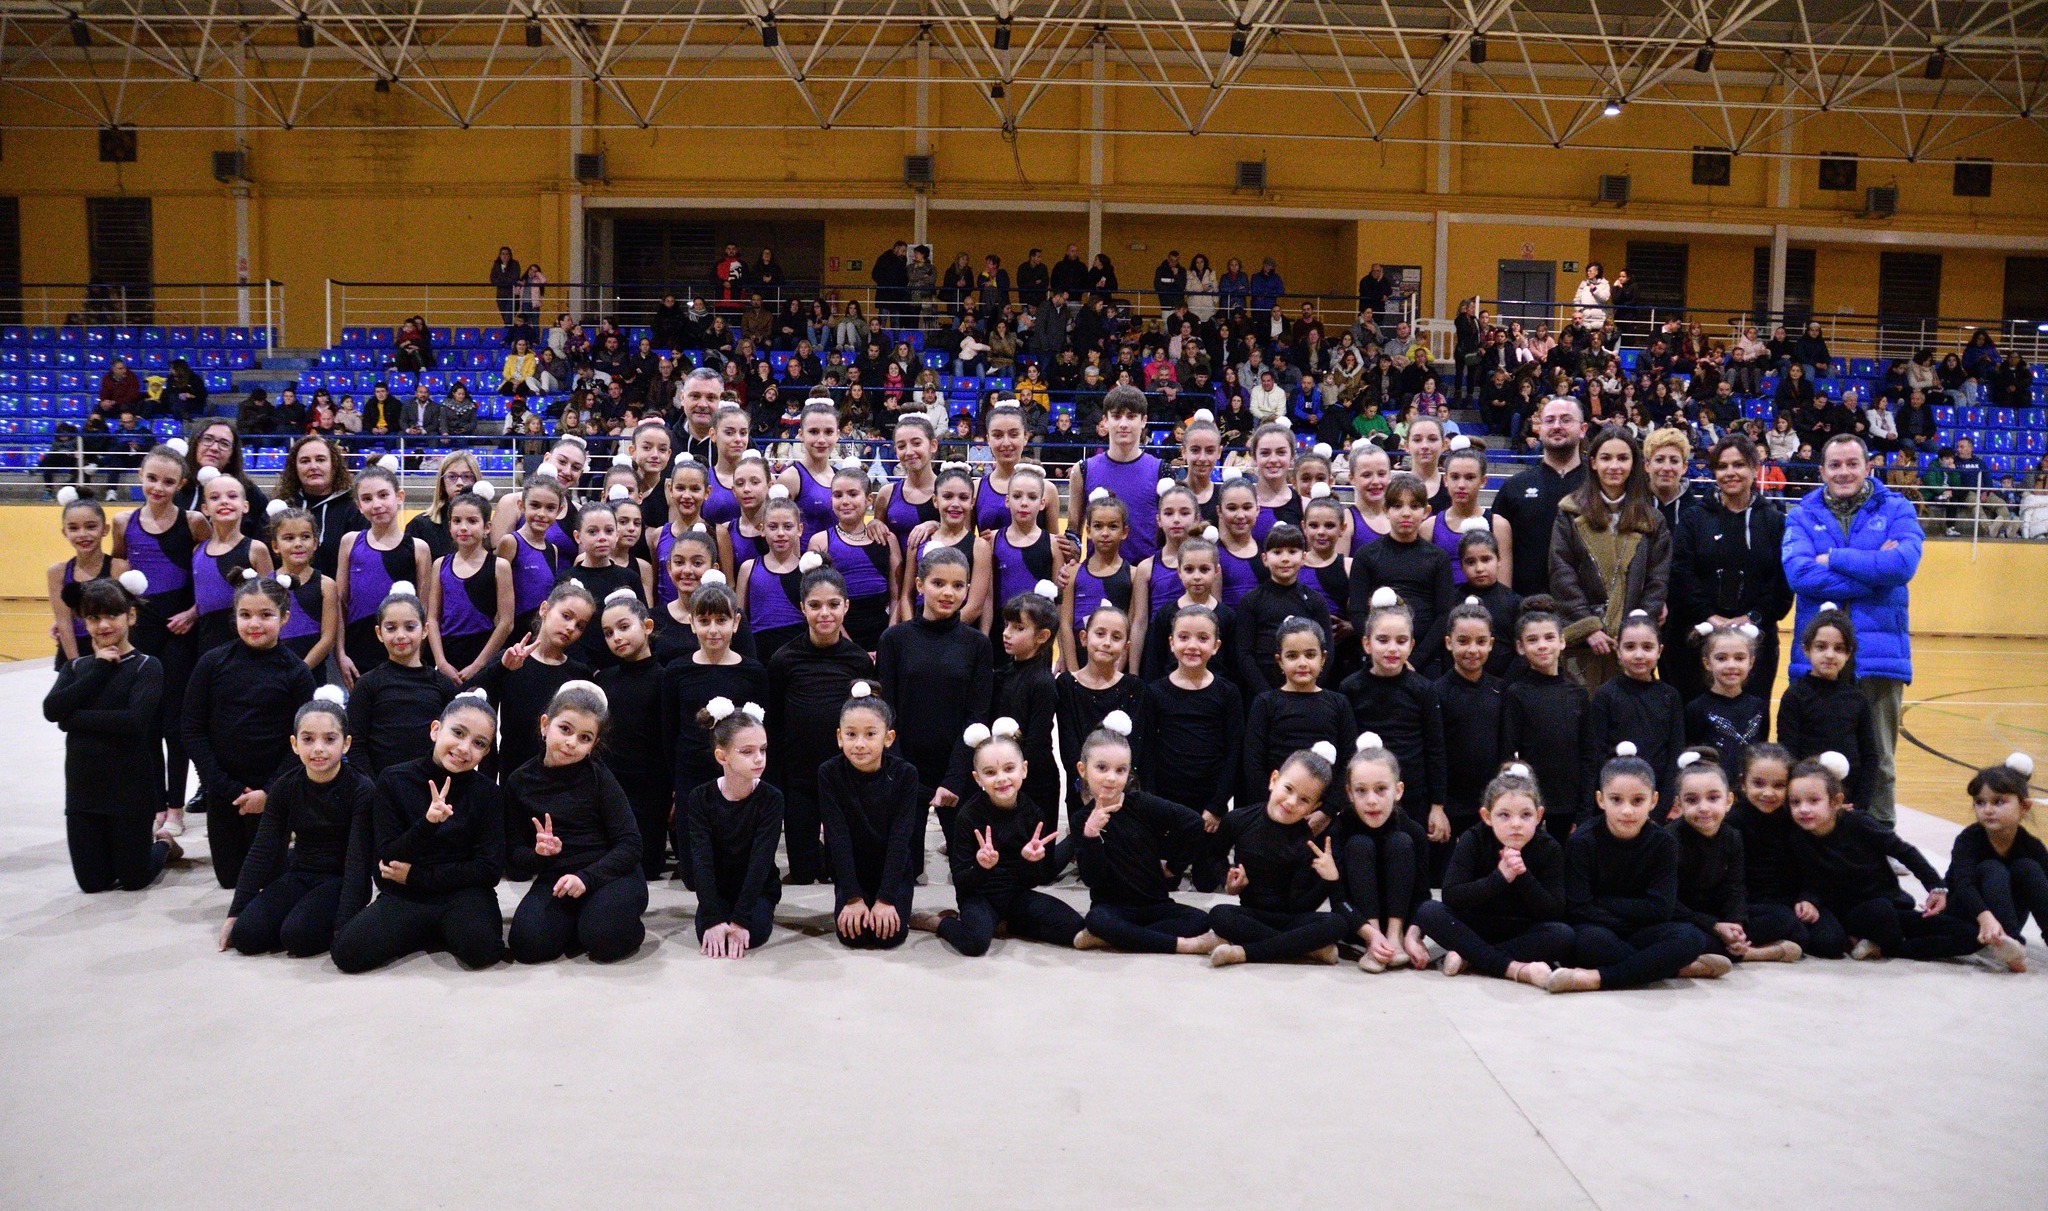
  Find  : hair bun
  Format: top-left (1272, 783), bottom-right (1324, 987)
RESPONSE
top-left (1448, 434), bottom-right (1473, 451)
top-left (1309, 482), bottom-right (1332, 499)
top-left (266, 498), bottom-right (289, 517)
top-left (962, 722), bottom-right (992, 747)
top-left (1614, 741), bottom-right (1638, 758)
top-left (274, 572), bottom-right (293, 590)
top-left (313, 683), bottom-right (347, 705)
top-left (938, 460), bottom-right (970, 473)
top-left (1458, 516), bottom-right (1488, 534)
top-left (835, 457), bottom-right (864, 472)
top-left (239, 568), bottom-right (258, 582)
top-left (472, 479), bottom-right (496, 501)
top-left (1626, 608), bottom-right (1649, 618)
top-left (1736, 623), bottom-right (1759, 638)
top-left (990, 717), bottom-right (1021, 739)
top-left (768, 484), bottom-right (790, 499)
top-left (798, 551), bottom-right (824, 573)
top-left (55, 485), bottom-right (79, 505)
top-left (1310, 741), bottom-right (1338, 763)
top-left (1370, 587), bottom-right (1398, 609)
top-left (1676, 750), bottom-right (1702, 769)
top-left (1088, 486), bottom-right (1110, 502)
top-left (850, 682), bottom-right (872, 699)
top-left (605, 484), bottom-right (630, 501)
top-left (118, 569), bottom-right (150, 595)
top-left (1101, 710), bottom-right (1133, 736)
top-left (388, 580), bottom-right (416, 598)
top-left (1201, 525), bottom-right (1219, 542)
top-left (557, 678), bottom-right (609, 710)
top-left (1220, 466), bottom-right (1245, 481)
top-left (376, 453), bottom-right (401, 473)
top-left (1504, 762), bottom-right (1532, 779)
top-left (1191, 408), bottom-right (1214, 423)
top-left (704, 696), bottom-right (736, 722)
top-left (1355, 731), bottom-right (1383, 752)
top-left (1156, 477), bottom-right (1176, 496)
top-left (2004, 752), bottom-right (2035, 779)
top-left (1464, 595), bottom-right (1480, 605)
top-left (453, 687), bottom-right (489, 703)
top-left (739, 702), bottom-right (765, 723)
top-left (1032, 579), bottom-right (1057, 599)
top-left (1818, 750), bottom-right (1851, 780)
top-left (196, 465), bottom-right (221, 485)
top-left (612, 451), bottom-right (635, 469)
top-left (699, 569), bottom-right (728, 586)
top-left (1820, 601), bottom-right (1838, 612)
top-left (1311, 442), bottom-right (1333, 459)
top-left (604, 586), bottom-right (637, 603)
top-left (165, 437), bottom-right (189, 457)
top-left (672, 451), bottom-right (696, 466)
top-left (1694, 621), bottom-right (1716, 637)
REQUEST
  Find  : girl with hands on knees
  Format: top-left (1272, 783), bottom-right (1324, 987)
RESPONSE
top-left (1942, 754), bottom-right (2044, 969)
top-left (682, 700), bottom-right (783, 960)
top-left (911, 720), bottom-right (1087, 956)
top-left (1416, 766), bottom-right (1575, 988)
top-left (1208, 743), bottom-right (1351, 967)
top-left (819, 685), bottom-right (925, 949)
top-left (505, 681), bottom-right (646, 963)
top-left (1668, 749), bottom-right (1803, 965)
top-left (330, 693), bottom-right (506, 973)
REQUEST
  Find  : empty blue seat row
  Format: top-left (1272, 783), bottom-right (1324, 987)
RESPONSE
top-left (1, 325), bottom-right (272, 348)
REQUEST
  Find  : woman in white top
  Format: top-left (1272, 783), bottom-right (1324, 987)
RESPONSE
top-left (1185, 254), bottom-right (1219, 322)
top-left (1572, 262), bottom-right (1612, 329)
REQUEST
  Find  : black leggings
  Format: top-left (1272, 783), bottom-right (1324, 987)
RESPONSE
top-left (1957, 859), bottom-right (2048, 940)
top-left (205, 791), bottom-right (264, 890)
top-left (617, 774), bottom-right (670, 880)
top-left (1571, 921), bottom-right (1712, 988)
top-left (134, 621), bottom-right (193, 811)
top-left (1415, 902), bottom-right (1575, 978)
top-left (229, 871), bottom-right (342, 957)
top-left (939, 889), bottom-right (1084, 957)
top-left (66, 814), bottom-right (170, 893)
top-left (835, 892), bottom-right (913, 950)
top-left (1340, 831), bottom-right (1423, 933)
top-left (509, 876), bottom-right (648, 963)
top-left (1843, 897), bottom-right (1980, 960)
top-left (332, 888), bottom-right (505, 973)
top-left (1758, 901), bottom-right (1850, 958)
top-left (1208, 904), bottom-right (1347, 963)
top-left (1083, 901), bottom-right (1213, 954)
top-left (783, 785), bottom-right (826, 885)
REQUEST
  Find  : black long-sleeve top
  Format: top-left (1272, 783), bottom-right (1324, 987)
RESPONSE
top-left (1728, 800), bottom-right (1800, 905)
top-left (1221, 805), bottom-right (1338, 914)
top-left (1465, 581), bottom-right (1522, 678)
top-left (997, 657), bottom-right (1062, 813)
top-left (1140, 601), bottom-right (1240, 686)
top-left (347, 660), bottom-right (457, 774)
top-left (1673, 494), bottom-right (1791, 634)
top-left (1233, 579), bottom-right (1333, 692)
top-left (1435, 667), bottom-right (1506, 815)
top-left (1501, 671), bottom-right (1589, 823)
top-left (229, 764), bottom-right (377, 916)
top-left (1944, 825), bottom-right (2048, 920)
top-left (1685, 690), bottom-right (1768, 773)
top-left (1054, 670), bottom-right (1146, 790)
top-left (1337, 667), bottom-right (1448, 820)
top-left (1440, 827), bottom-right (1568, 934)
top-left (1775, 674), bottom-right (1882, 810)
top-left (949, 792), bottom-right (1057, 900)
top-left (818, 754), bottom-right (924, 909)
top-left (652, 609), bottom-right (759, 665)
top-left (1582, 675), bottom-right (1688, 814)
top-left (1789, 811), bottom-right (1943, 912)
top-left (1136, 674), bottom-right (1243, 821)
top-left (340, 759), bottom-right (505, 924)
top-left (1348, 534), bottom-right (1457, 663)
top-left (1669, 817), bottom-right (1747, 932)
top-left (467, 653), bottom-right (592, 783)
top-left (659, 657), bottom-right (769, 802)
top-left (593, 654), bottom-right (666, 802)
top-left (683, 777), bottom-right (784, 928)
top-left (1077, 791), bottom-right (1204, 908)
top-left (1330, 808), bottom-right (1431, 923)
top-left (43, 651), bottom-right (164, 815)
top-left (1564, 817), bottom-right (1680, 931)
top-left (877, 614), bottom-right (992, 797)
top-left (766, 634), bottom-right (877, 794)
top-left (1242, 687), bottom-right (1355, 811)
top-left (503, 755), bottom-right (641, 890)
top-left (182, 641), bottom-right (317, 799)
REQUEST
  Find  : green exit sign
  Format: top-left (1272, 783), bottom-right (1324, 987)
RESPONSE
top-left (849, 259), bottom-right (863, 271)
top-left (1562, 260), bottom-right (1580, 272)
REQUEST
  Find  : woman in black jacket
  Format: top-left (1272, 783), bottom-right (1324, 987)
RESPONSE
top-left (163, 359), bottom-right (208, 423)
top-left (1792, 321), bottom-right (1831, 381)
top-left (1673, 434), bottom-right (1791, 705)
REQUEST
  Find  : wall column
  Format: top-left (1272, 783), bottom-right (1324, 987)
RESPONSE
top-left (568, 79), bottom-right (586, 315)
top-left (914, 37), bottom-right (930, 245)
top-left (1432, 210), bottom-right (1450, 323)
top-left (1769, 223), bottom-right (1789, 318)
top-left (1088, 37), bottom-right (1105, 259)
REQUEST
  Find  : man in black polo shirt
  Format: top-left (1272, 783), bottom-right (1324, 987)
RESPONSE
top-left (1488, 394), bottom-right (1587, 596)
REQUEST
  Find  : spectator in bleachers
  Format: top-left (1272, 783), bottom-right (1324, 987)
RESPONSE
top-left (976, 255), bottom-right (1011, 325)
top-left (1895, 389), bottom-right (1938, 456)
top-left (113, 408), bottom-right (150, 474)
top-left (158, 358), bottom-right (207, 424)
top-left (1572, 263), bottom-right (1611, 329)
top-left (272, 385), bottom-right (305, 435)
top-left (1041, 243), bottom-right (1084, 300)
top-left (394, 316), bottom-right (435, 371)
top-left (1906, 349), bottom-right (1939, 397)
top-left (1883, 448), bottom-right (1923, 504)
top-left (1793, 320), bottom-right (1832, 380)
top-left (1216, 257), bottom-right (1250, 314)
top-left (442, 383), bottom-right (481, 437)
top-left (1249, 370), bottom-right (1287, 425)
top-left (548, 312), bottom-right (575, 360)
top-left (490, 247), bottom-right (522, 326)
top-left (737, 296), bottom-right (772, 349)
top-left (1952, 436), bottom-right (1987, 537)
top-left (99, 357), bottom-right (143, 419)
top-left (363, 383), bottom-right (402, 438)
top-left (1774, 360), bottom-right (1816, 421)
top-left (1085, 253), bottom-right (1119, 303)
top-left (1727, 324), bottom-right (1766, 396)
top-left (772, 298), bottom-right (803, 350)
top-left (1152, 250), bottom-right (1187, 315)
top-left (2022, 471), bottom-right (2048, 539)
top-left (335, 395), bottom-right (363, 436)
top-left (1935, 352), bottom-right (1969, 405)
top-left (500, 338), bottom-right (541, 397)
top-left (1989, 350), bottom-right (2034, 410)
top-left (1183, 253), bottom-right (1218, 322)
top-left (236, 387), bottom-right (278, 436)
top-left (870, 241), bottom-right (910, 325)
top-left (37, 421), bottom-right (84, 496)
top-left (902, 244), bottom-right (936, 321)
top-left (986, 320), bottom-right (1017, 375)
top-left (400, 383), bottom-right (438, 440)
top-left (749, 248), bottom-right (787, 295)
top-left (833, 300), bottom-right (871, 353)
top-left (1784, 442), bottom-right (1819, 491)
top-left (1962, 328), bottom-right (1999, 382)
top-left (519, 265), bottom-right (546, 327)
top-left (1863, 392), bottom-right (1900, 456)
top-left (1248, 257), bottom-right (1284, 329)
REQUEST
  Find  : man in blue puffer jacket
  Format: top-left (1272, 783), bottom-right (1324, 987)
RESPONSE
top-left (1781, 434), bottom-right (1923, 828)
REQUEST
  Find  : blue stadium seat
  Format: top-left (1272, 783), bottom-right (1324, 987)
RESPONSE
top-left (203, 371), bottom-right (231, 392)
top-left (55, 370), bottom-right (83, 392)
top-left (369, 327), bottom-right (394, 346)
top-left (30, 327), bottom-right (56, 344)
top-left (140, 327), bottom-right (164, 346)
top-left (139, 350), bottom-right (170, 372)
top-left (57, 396), bottom-right (88, 418)
top-left (57, 327), bottom-right (83, 345)
top-left (0, 327), bottom-right (23, 346)
top-left (341, 327), bottom-right (367, 347)
top-left (166, 326), bottom-right (194, 346)
top-left (0, 395), bottom-right (20, 415)
top-left (223, 327), bottom-right (250, 347)
top-left (197, 326), bottom-right (223, 346)
top-left (1961, 407), bottom-right (1987, 426)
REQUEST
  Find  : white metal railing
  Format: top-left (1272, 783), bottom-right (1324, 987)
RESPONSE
top-left (6, 282), bottom-right (282, 352)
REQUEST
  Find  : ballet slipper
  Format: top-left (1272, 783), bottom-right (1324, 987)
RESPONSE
top-left (1546, 967), bottom-right (1601, 994)
top-left (1850, 939), bottom-right (1883, 960)
top-left (1986, 936), bottom-right (2027, 972)
top-left (1072, 929), bottom-right (1108, 951)
top-left (1510, 961), bottom-right (1553, 988)
top-left (1209, 943), bottom-right (1247, 968)
top-left (1677, 953), bottom-right (1733, 979)
top-left (1440, 952), bottom-right (1465, 977)
top-left (1308, 944), bottom-right (1340, 965)
top-left (1178, 931), bottom-right (1224, 956)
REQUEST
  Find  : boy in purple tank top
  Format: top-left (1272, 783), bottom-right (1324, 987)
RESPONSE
top-left (1071, 385), bottom-right (1164, 562)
